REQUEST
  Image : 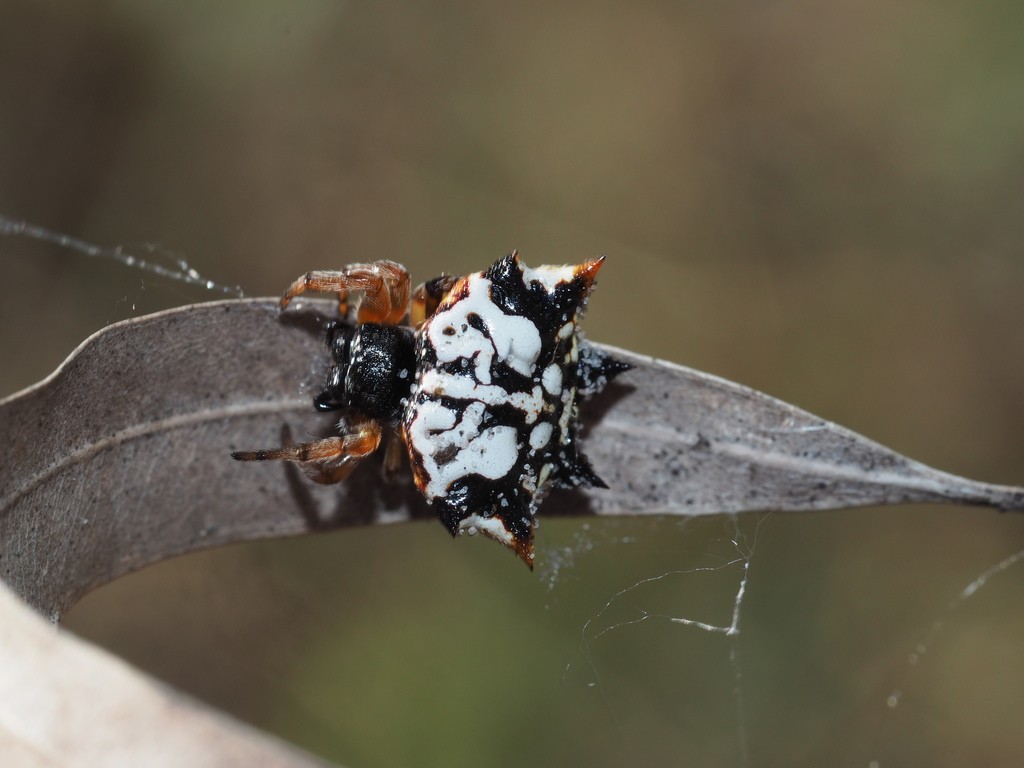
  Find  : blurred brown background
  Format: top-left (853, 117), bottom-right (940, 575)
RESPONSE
top-left (2, 2), bottom-right (1023, 766)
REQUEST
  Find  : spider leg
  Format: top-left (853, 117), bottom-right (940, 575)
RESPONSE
top-left (410, 274), bottom-right (459, 327)
top-left (279, 261), bottom-right (411, 326)
top-left (381, 427), bottom-right (407, 481)
top-left (232, 419), bottom-right (383, 485)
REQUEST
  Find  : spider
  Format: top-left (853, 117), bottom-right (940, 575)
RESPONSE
top-left (232, 251), bottom-right (630, 568)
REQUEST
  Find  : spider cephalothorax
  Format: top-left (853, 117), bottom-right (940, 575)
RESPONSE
top-left (312, 320), bottom-right (416, 421)
top-left (232, 252), bottom-right (630, 567)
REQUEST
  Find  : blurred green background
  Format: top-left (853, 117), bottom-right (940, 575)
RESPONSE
top-left (2, 2), bottom-right (1024, 766)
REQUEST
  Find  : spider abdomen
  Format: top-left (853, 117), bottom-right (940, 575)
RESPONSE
top-left (403, 252), bottom-right (606, 566)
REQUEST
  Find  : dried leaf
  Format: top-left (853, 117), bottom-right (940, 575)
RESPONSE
top-left (1, 298), bottom-right (1021, 623)
top-left (0, 578), bottom-right (334, 767)
top-left (2, 297), bottom-right (1022, 767)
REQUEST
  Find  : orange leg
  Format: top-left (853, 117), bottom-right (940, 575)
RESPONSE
top-left (279, 261), bottom-right (411, 325)
top-left (232, 419), bottom-right (382, 485)
top-left (410, 274), bottom-right (459, 327)
top-left (381, 428), bottom-right (407, 481)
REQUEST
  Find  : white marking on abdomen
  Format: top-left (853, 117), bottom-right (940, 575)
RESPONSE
top-left (520, 263), bottom-right (578, 293)
top-left (426, 274), bottom-right (542, 382)
top-left (529, 422), bottom-right (553, 451)
top-left (458, 513), bottom-right (515, 546)
top-left (542, 364), bottom-right (562, 395)
top-left (418, 369), bottom-right (544, 424)
top-left (407, 399), bottom-right (520, 499)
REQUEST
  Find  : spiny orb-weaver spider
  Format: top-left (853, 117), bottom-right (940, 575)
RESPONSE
top-left (232, 252), bottom-right (630, 568)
